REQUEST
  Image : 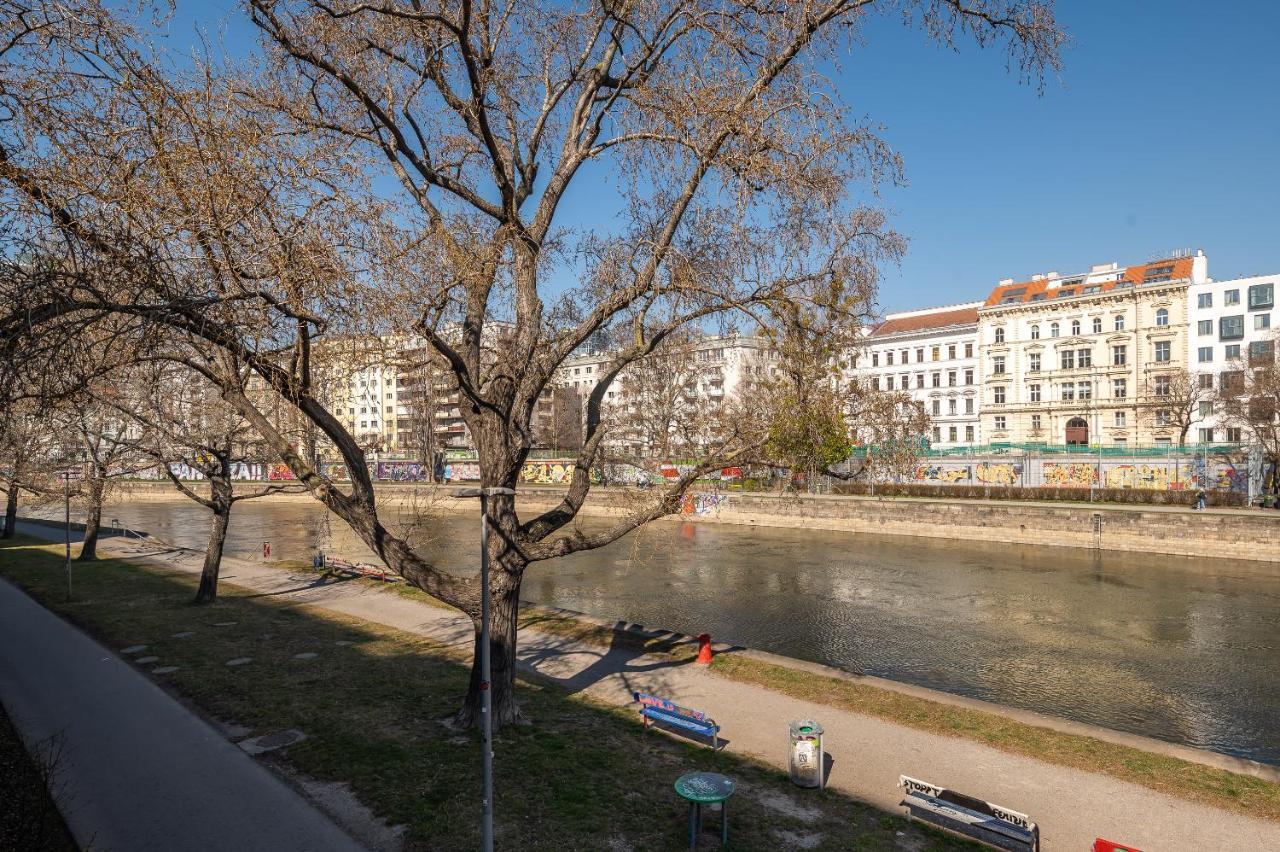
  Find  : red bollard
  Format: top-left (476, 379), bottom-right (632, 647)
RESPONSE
top-left (696, 633), bottom-right (713, 664)
top-left (262, 541), bottom-right (271, 560)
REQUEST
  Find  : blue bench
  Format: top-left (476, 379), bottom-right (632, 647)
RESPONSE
top-left (899, 775), bottom-right (1039, 852)
top-left (634, 692), bottom-right (720, 750)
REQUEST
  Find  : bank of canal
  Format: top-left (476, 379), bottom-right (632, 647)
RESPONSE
top-left (42, 495), bottom-right (1280, 765)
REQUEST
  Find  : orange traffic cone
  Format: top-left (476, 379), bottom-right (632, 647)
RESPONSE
top-left (696, 633), bottom-right (713, 664)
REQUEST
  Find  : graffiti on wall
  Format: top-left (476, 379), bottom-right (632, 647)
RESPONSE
top-left (521, 461), bottom-right (573, 484)
top-left (681, 492), bottom-right (729, 516)
top-left (1104, 464), bottom-right (1178, 490)
top-left (912, 464), bottom-right (970, 484)
top-left (443, 461), bottom-right (481, 482)
top-left (267, 463), bottom-right (297, 481)
top-left (1043, 462), bottom-right (1097, 487)
top-left (976, 463), bottom-right (1021, 486)
top-left (375, 461), bottom-right (431, 482)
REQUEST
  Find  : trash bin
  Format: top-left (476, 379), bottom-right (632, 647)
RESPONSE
top-left (788, 720), bottom-right (825, 789)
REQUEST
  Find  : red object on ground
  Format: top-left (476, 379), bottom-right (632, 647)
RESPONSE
top-left (696, 633), bottom-right (713, 664)
top-left (262, 541), bottom-right (271, 559)
top-left (1093, 840), bottom-right (1142, 852)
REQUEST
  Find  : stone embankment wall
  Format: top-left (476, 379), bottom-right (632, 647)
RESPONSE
top-left (109, 481), bottom-right (1280, 563)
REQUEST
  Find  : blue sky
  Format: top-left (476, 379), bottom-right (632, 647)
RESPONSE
top-left (165, 2), bottom-right (1280, 315)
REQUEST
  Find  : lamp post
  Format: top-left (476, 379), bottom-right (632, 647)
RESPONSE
top-left (453, 485), bottom-right (515, 852)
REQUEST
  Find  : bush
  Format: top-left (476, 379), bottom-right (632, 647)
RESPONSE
top-left (829, 481), bottom-right (1248, 507)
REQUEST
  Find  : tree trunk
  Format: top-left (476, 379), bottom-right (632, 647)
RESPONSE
top-left (453, 560), bottom-right (526, 730)
top-left (195, 497), bottom-right (231, 605)
top-left (78, 467), bottom-right (106, 561)
top-left (2, 478), bottom-right (16, 539)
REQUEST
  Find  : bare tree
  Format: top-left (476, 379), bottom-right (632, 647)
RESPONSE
top-left (0, 401), bottom-right (56, 538)
top-left (0, 0), bottom-right (1064, 727)
top-left (604, 332), bottom-right (704, 463)
top-left (59, 395), bottom-right (141, 560)
top-left (1218, 338), bottom-right (1280, 491)
top-left (1141, 367), bottom-right (1210, 446)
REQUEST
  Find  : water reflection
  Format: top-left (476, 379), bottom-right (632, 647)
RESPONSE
top-left (83, 497), bottom-right (1280, 764)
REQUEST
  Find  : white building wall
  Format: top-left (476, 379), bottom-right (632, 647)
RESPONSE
top-left (1187, 272), bottom-right (1279, 444)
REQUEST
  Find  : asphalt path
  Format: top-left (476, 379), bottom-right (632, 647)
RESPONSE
top-left (0, 571), bottom-right (365, 852)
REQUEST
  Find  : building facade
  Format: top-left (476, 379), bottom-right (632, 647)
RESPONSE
top-left (855, 303), bottom-right (983, 447)
top-left (1186, 272), bottom-right (1279, 444)
top-left (977, 251), bottom-right (1206, 447)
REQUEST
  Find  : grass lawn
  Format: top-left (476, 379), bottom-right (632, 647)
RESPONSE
top-left (0, 537), bottom-right (972, 851)
top-left (0, 701), bottom-right (77, 851)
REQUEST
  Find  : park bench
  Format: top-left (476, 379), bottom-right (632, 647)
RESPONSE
top-left (633, 692), bottom-right (720, 750)
top-left (899, 775), bottom-right (1039, 852)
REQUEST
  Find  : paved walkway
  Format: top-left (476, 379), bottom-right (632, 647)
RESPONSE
top-left (0, 572), bottom-right (365, 852)
top-left (71, 533), bottom-right (1278, 852)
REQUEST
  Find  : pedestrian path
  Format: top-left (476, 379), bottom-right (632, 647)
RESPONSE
top-left (0, 574), bottom-right (366, 852)
top-left (91, 535), bottom-right (1280, 851)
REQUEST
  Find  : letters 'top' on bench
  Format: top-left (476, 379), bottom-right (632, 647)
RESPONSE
top-left (899, 775), bottom-right (1039, 852)
top-left (633, 692), bottom-right (720, 750)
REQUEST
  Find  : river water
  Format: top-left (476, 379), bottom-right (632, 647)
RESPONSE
top-left (76, 496), bottom-right (1280, 765)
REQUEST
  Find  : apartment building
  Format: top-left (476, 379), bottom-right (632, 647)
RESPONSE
top-left (1186, 272), bottom-right (1279, 444)
top-left (855, 303), bottom-right (983, 447)
top-left (977, 251), bottom-right (1207, 447)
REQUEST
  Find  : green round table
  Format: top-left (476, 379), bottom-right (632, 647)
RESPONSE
top-left (674, 772), bottom-right (735, 849)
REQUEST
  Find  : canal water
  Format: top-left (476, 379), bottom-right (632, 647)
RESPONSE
top-left (78, 497), bottom-right (1280, 765)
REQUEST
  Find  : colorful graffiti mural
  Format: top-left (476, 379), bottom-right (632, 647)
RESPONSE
top-left (1043, 462), bottom-right (1098, 487)
top-left (681, 493), bottom-right (729, 516)
top-left (521, 461), bottom-right (573, 484)
top-left (267, 463), bottom-right (297, 481)
top-left (374, 461), bottom-right (431, 482)
top-left (442, 461), bottom-right (481, 482)
top-left (912, 464), bottom-right (970, 484)
top-left (1104, 464), bottom-right (1180, 490)
top-left (975, 463), bottom-right (1021, 486)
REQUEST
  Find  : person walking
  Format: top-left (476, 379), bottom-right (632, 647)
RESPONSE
top-left (1195, 488), bottom-right (1207, 511)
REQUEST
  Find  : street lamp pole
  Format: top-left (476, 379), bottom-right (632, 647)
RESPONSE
top-left (453, 485), bottom-right (515, 852)
top-left (63, 468), bottom-right (71, 601)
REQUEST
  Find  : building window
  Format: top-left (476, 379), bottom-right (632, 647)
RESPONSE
top-left (1198, 373), bottom-right (1213, 390)
top-left (1256, 313), bottom-right (1271, 330)
top-left (1078, 348), bottom-right (1092, 367)
top-left (931, 399), bottom-right (940, 415)
top-left (965, 425), bottom-right (974, 442)
top-left (994, 327), bottom-right (1005, 344)
top-left (948, 344), bottom-right (957, 360)
top-left (886, 351), bottom-right (895, 366)
top-left (871, 353), bottom-right (879, 367)
top-left (1061, 383), bottom-right (1075, 401)
top-left (1221, 371), bottom-right (1244, 396)
top-left (994, 416), bottom-right (1007, 430)
top-left (965, 398), bottom-right (974, 415)
top-left (1114, 314), bottom-right (1125, 331)
top-left (965, 343), bottom-right (974, 358)
top-left (901, 373), bottom-right (909, 388)
top-left (1092, 317), bottom-right (1102, 334)
top-left (1155, 410), bottom-right (1172, 426)
top-left (1226, 344), bottom-right (1241, 359)
top-left (948, 399), bottom-right (957, 415)
top-left (1050, 322), bottom-right (1060, 337)
top-left (1225, 289), bottom-right (1240, 306)
top-left (1154, 341), bottom-right (1171, 362)
top-left (1079, 381), bottom-right (1093, 400)
top-left (1220, 315), bottom-right (1244, 340)
top-left (932, 346), bottom-right (941, 361)
top-left (1060, 350), bottom-right (1075, 370)
top-left (949, 426), bottom-right (958, 442)
top-left (1070, 320), bottom-right (1080, 336)
top-left (1198, 347), bottom-right (1213, 363)
top-left (965, 368), bottom-right (974, 385)
top-left (948, 371), bottom-right (957, 386)
top-left (900, 349), bottom-right (909, 364)
top-left (1030, 324), bottom-right (1040, 340)
top-left (993, 386), bottom-right (1006, 404)
top-left (1155, 308), bottom-right (1169, 327)
top-left (1197, 320), bottom-right (1213, 335)
top-left (1114, 438), bottom-right (1128, 447)
top-left (1030, 414), bottom-right (1042, 431)
top-left (1249, 283), bottom-right (1274, 310)
top-left (1028, 353), bottom-right (1041, 373)
top-left (1249, 340), bottom-right (1275, 365)
top-left (932, 372), bottom-right (942, 388)
top-left (1113, 378), bottom-right (1127, 398)
top-left (1029, 383), bottom-right (1041, 402)
top-left (992, 357), bottom-right (1006, 375)
top-left (886, 376), bottom-right (895, 390)
top-left (916, 348), bottom-right (924, 362)
top-left (1227, 427), bottom-right (1243, 442)
top-left (916, 374), bottom-right (925, 389)
top-left (1199, 401), bottom-right (1214, 418)
top-left (1154, 375), bottom-right (1171, 396)
top-left (1197, 292), bottom-right (1213, 309)
top-left (870, 376), bottom-right (879, 390)
top-left (932, 427), bottom-right (942, 443)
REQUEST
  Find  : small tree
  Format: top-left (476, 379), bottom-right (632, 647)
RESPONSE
top-left (1218, 339), bottom-right (1280, 491)
top-left (1141, 367), bottom-right (1210, 445)
top-left (0, 401), bottom-right (56, 538)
